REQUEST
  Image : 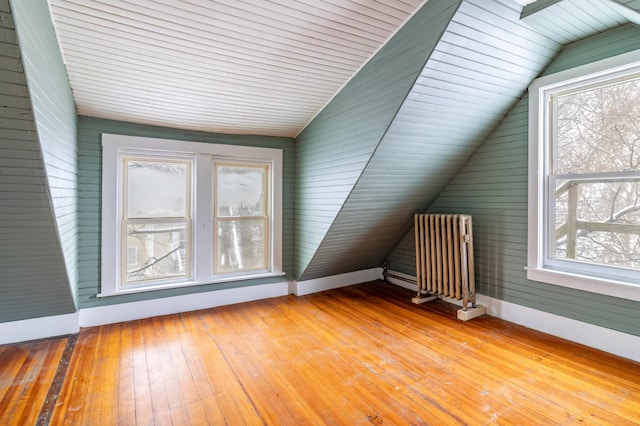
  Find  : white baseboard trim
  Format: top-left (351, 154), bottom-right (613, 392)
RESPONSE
top-left (292, 268), bottom-right (383, 296)
top-left (0, 312), bottom-right (79, 345)
top-left (384, 270), bottom-right (640, 362)
top-left (476, 294), bottom-right (640, 362)
top-left (80, 281), bottom-right (290, 327)
top-left (5, 271), bottom-right (384, 343)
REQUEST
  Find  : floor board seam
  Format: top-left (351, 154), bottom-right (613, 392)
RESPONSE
top-left (36, 333), bottom-right (78, 426)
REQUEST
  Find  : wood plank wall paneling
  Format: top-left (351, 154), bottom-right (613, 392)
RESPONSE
top-left (31, 282), bottom-right (640, 424)
top-left (617, 0), bottom-right (640, 12)
top-left (521, 0), bottom-right (629, 45)
top-left (543, 24), bottom-right (640, 75)
top-left (11, 0), bottom-right (78, 301)
top-left (386, 24), bottom-right (640, 337)
top-left (298, 0), bottom-right (560, 280)
top-left (294, 0), bottom-right (462, 280)
top-left (0, 0), bottom-right (76, 322)
top-left (76, 116), bottom-right (295, 309)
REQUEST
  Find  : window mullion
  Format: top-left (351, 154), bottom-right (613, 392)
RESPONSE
top-left (194, 154), bottom-right (213, 282)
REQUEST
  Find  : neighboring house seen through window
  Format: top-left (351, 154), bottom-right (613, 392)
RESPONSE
top-left (528, 50), bottom-right (640, 301)
top-left (101, 134), bottom-right (284, 296)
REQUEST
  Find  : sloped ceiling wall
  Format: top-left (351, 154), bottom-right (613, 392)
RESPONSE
top-left (0, 0), bottom-right (76, 322)
top-left (398, 23), bottom-right (640, 337)
top-left (298, 0), bottom-right (559, 281)
top-left (296, 0), bottom-right (640, 282)
top-left (294, 0), bottom-right (462, 279)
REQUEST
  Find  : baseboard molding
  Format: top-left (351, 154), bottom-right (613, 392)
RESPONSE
top-left (13, 268), bottom-right (636, 362)
top-left (79, 281), bottom-right (290, 327)
top-left (0, 312), bottom-right (79, 345)
top-left (292, 268), bottom-right (383, 296)
top-left (476, 294), bottom-right (640, 362)
top-left (4, 270), bottom-right (384, 343)
top-left (384, 270), bottom-right (640, 362)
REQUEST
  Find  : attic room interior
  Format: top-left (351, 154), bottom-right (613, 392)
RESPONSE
top-left (2, 0), bottom-right (640, 423)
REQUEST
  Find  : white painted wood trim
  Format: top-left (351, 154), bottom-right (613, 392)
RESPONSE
top-left (475, 294), bottom-right (640, 362)
top-left (527, 50), bottom-right (640, 302)
top-left (6, 270), bottom-right (637, 362)
top-left (101, 133), bottom-right (284, 297)
top-left (5, 269), bottom-right (383, 343)
top-left (384, 270), bottom-right (640, 362)
top-left (80, 281), bottom-right (289, 327)
top-left (0, 312), bottom-right (79, 345)
top-left (292, 268), bottom-right (383, 296)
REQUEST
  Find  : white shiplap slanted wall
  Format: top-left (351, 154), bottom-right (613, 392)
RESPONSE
top-left (0, 0), bottom-right (76, 321)
top-left (48, 0), bottom-right (426, 137)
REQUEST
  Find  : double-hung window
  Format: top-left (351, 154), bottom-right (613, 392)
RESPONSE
top-left (214, 163), bottom-right (269, 275)
top-left (101, 134), bottom-right (283, 296)
top-left (123, 156), bottom-right (192, 285)
top-left (528, 50), bottom-right (640, 301)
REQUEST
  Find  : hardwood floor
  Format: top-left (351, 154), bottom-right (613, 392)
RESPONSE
top-left (2, 281), bottom-right (640, 425)
top-left (0, 336), bottom-right (68, 425)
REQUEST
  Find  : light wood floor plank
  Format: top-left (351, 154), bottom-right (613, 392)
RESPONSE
top-left (143, 316), bottom-right (176, 426)
top-left (49, 329), bottom-right (96, 425)
top-left (127, 319), bottom-right (153, 425)
top-left (189, 309), bottom-right (265, 424)
top-left (0, 338), bottom-right (66, 425)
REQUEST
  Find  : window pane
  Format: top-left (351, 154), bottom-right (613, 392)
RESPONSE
top-left (553, 180), bottom-right (640, 270)
top-left (216, 165), bottom-right (266, 217)
top-left (216, 219), bottom-right (266, 273)
top-left (555, 77), bottom-right (640, 175)
top-left (127, 160), bottom-right (189, 218)
top-left (126, 223), bottom-right (188, 283)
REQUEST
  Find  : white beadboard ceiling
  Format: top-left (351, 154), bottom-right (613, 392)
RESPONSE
top-left (48, 0), bottom-right (536, 137)
top-left (47, 0), bottom-right (434, 137)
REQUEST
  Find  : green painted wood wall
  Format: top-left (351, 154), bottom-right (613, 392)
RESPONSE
top-left (299, 0), bottom-right (559, 280)
top-left (294, 0), bottom-right (462, 280)
top-left (386, 24), bottom-right (640, 337)
top-left (77, 116), bottom-right (295, 309)
top-left (11, 0), bottom-right (78, 301)
top-left (0, 0), bottom-right (76, 322)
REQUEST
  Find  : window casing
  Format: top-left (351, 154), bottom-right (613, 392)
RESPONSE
top-left (528, 50), bottom-right (640, 302)
top-left (101, 134), bottom-right (284, 296)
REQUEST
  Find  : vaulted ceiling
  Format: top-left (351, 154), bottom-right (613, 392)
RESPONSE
top-left (48, 0), bottom-right (429, 137)
top-left (47, 0), bottom-right (539, 137)
top-left (293, 0), bottom-right (640, 280)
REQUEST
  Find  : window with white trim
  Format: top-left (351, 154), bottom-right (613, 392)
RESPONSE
top-left (528, 50), bottom-right (640, 301)
top-left (101, 134), bottom-right (284, 296)
top-left (214, 163), bottom-right (269, 275)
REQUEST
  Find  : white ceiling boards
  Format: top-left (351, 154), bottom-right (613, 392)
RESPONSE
top-left (48, 0), bottom-right (427, 137)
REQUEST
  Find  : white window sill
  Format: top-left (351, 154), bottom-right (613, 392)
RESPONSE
top-left (526, 267), bottom-right (640, 302)
top-left (97, 271), bottom-right (288, 298)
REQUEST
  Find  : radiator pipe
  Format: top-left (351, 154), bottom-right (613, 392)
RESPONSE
top-left (382, 264), bottom-right (417, 285)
